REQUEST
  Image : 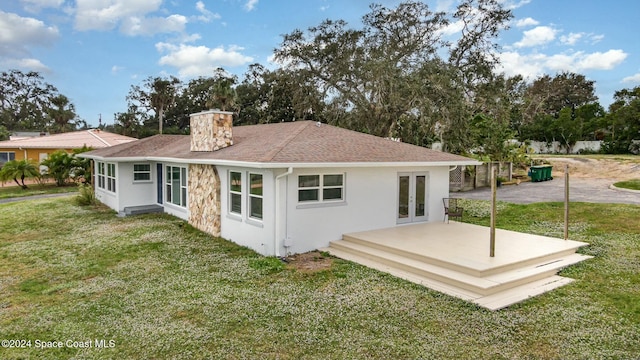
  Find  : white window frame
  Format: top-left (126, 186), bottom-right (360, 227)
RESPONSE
top-left (248, 173), bottom-right (263, 221)
top-left (97, 162), bottom-right (105, 189)
top-left (165, 165), bottom-right (187, 208)
top-left (298, 173), bottom-right (345, 203)
top-left (0, 151), bottom-right (15, 164)
top-left (133, 163), bottom-right (151, 182)
top-left (106, 163), bottom-right (116, 193)
top-left (229, 171), bottom-right (242, 216)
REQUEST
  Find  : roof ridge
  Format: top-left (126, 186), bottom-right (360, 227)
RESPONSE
top-left (258, 121), bottom-right (313, 162)
top-left (87, 129), bottom-right (111, 146)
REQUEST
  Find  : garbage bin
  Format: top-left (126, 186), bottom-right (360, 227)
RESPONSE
top-left (543, 165), bottom-right (553, 181)
top-left (529, 166), bottom-right (544, 182)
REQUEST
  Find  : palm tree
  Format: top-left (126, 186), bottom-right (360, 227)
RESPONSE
top-left (0, 159), bottom-right (40, 189)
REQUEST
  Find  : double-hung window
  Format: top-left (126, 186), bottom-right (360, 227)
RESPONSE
top-left (0, 151), bottom-right (15, 164)
top-left (249, 173), bottom-right (263, 220)
top-left (106, 163), bottom-right (116, 192)
top-left (298, 174), bottom-right (344, 203)
top-left (229, 171), bottom-right (242, 215)
top-left (133, 164), bottom-right (151, 181)
top-left (227, 171), bottom-right (263, 222)
top-left (97, 162), bottom-right (105, 189)
top-left (96, 162), bottom-right (115, 192)
top-left (166, 165), bottom-right (187, 207)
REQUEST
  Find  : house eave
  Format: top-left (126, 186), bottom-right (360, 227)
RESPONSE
top-left (77, 153), bottom-right (481, 168)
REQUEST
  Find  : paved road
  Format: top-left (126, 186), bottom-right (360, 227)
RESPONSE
top-left (450, 178), bottom-right (640, 205)
top-left (0, 192), bottom-right (77, 204)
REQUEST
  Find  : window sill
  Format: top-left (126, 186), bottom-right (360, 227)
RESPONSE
top-left (163, 202), bottom-right (187, 211)
top-left (246, 218), bottom-right (264, 228)
top-left (227, 213), bottom-right (242, 222)
top-left (296, 201), bottom-right (347, 210)
top-left (132, 181), bottom-right (153, 184)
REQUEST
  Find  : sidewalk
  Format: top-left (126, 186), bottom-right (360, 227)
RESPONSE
top-left (0, 192), bottom-right (77, 204)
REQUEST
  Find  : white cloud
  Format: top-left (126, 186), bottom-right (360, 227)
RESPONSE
top-left (0, 11), bottom-right (59, 57)
top-left (622, 73), bottom-right (640, 83)
top-left (111, 65), bottom-right (124, 74)
top-left (244, 0), bottom-right (258, 11)
top-left (156, 43), bottom-right (254, 77)
top-left (438, 19), bottom-right (464, 37)
top-left (589, 34), bottom-right (604, 44)
top-left (74, 0), bottom-right (161, 31)
top-left (195, 1), bottom-right (220, 22)
top-left (514, 17), bottom-right (539, 28)
top-left (560, 32), bottom-right (583, 46)
top-left (500, 0), bottom-right (532, 10)
top-left (20, 0), bottom-right (64, 12)
top-left (514, 26), bottom-right (557, 48)
top-left (576, 49), bottom-right (627, 70)
top-left (0, 57), bottom-right (50, 72)
top-left (498, 49), bottom-right (628, 79)
top-left (120, 14), bottom-right (187, 36)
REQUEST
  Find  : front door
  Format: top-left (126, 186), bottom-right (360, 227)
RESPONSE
top-left (397, 172), bottom-right (428, 224)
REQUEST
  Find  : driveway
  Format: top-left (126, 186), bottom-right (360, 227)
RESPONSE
top-left (450, 178), bottom-right (640, 205)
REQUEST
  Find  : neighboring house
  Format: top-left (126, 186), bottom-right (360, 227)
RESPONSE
top-left (80, 110), bottom-right (478, 256)
top-left (0, 129), bottom-right (137, 166)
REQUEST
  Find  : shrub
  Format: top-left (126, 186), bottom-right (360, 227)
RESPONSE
top-left (74, 183), bottom-right (96, 206)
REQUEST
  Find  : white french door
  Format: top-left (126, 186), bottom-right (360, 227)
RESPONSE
top-left (397, 172), bottom-right (428, 224)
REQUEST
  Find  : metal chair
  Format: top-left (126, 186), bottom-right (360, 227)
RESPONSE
top-left (443, 198), bottom-right (463, 223)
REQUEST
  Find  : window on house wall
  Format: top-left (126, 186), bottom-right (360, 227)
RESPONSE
top-left (133, 164), bottom-right (151, 181)
top-left (97, 162), bottom-right (105, 189)
top-left (107, 163), bottom-right (116, 192)
top-left (0, 151), bottom-right (15, 163)
top-left (229, 171), bottom-right (242, 215)
top-left (249, 173), bottom-right (263, 220)
top-left (166, 165), bottom-right (187, 207)
top-left (298, 174), bottom-right (344, 202)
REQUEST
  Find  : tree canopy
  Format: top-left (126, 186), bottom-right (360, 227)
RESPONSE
top-left (0, 70), bottom-right (86, 133)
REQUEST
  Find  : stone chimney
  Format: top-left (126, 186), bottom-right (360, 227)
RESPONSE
top-left (190, 109), bottom-right (233, 152)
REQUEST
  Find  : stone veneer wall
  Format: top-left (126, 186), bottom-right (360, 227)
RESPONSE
top-left (190, 110), bottom-right (233, 152)
top-left (188, 164), bottom-right (221, 237)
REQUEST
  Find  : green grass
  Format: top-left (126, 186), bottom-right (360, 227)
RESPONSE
top-left (0, 182), bottom-right (78, 199)
top-left (613, 179), bottom-right (640, 191)
top-left (1, 198), bottom-right (639, 359)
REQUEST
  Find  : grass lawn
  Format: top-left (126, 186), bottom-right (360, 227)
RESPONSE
top-left (0, 183), bottom-right (78, 199)
top-left (0, 198), bottom-right (638, 359)
top-left (613, 179), bottom-right (640, 191)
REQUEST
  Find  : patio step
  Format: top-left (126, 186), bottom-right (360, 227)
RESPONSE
top-left (328, 239), bottom-right (590, 297)
top-left (320, 246), bottom-right (580, 310)
top-left (119, 204), bottom-right (164, 217)
top-left (342, 233), bottom-right (584, 277)
top-left (323, 235), bottom-right (591, 310)
top-left (319, 246), bottom-right (482, 301)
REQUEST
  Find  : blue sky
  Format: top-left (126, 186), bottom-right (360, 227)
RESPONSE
top-left (1, 0), bottom-right (639, 127)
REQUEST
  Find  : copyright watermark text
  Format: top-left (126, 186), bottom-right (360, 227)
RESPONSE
top-left (1, 339), bottom-right (115, 349)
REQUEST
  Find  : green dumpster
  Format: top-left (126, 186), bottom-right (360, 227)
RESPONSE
top-left (543, 165), bottom-right (553, 180)
top-left (529, 166), bottom-right (544, 182)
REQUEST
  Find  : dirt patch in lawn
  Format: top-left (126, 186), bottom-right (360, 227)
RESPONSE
top-left (286, 251), bottom-right (333, 273)
top-left (544, 157), bottom-right (640, 181)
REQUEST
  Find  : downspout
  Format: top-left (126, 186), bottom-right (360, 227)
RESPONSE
top-left (449, 165), bottom-right (458, 172)
top-left (274, 167), bottom-right (293, 258)
top-left (19, 147), bottom-right (26, 160)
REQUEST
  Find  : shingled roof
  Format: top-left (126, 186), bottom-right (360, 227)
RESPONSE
top-left (0, 129), bottom-right (137, 149)
top-left (81, 121), bottom-right (476, 166)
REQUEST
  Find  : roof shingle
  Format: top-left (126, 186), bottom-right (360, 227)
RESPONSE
top-left (82, 121), bottom-right (475, 165)
top-left (0, 129), bottom-right (137, 149)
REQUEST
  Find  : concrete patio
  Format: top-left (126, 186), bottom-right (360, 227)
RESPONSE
top-left (321, 222), bottom-right (592, 310)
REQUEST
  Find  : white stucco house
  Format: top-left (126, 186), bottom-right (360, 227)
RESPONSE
top-left (80, 110), bottom-right (478, 256)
